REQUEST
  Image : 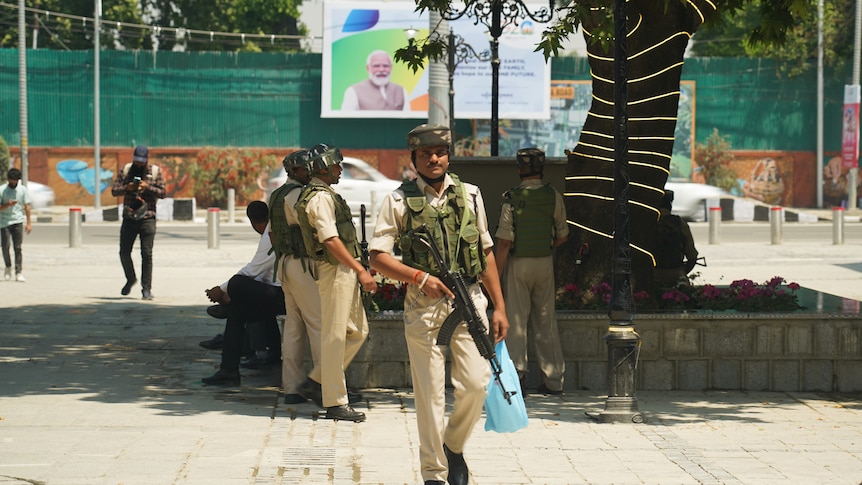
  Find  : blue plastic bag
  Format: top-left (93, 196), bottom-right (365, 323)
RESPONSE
top-left (484, 341), bottom-right (528, 433)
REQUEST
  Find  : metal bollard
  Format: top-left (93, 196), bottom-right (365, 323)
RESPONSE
top-left (833, 206), bottom-right (845, 245)
top-left (207, 207), bottom-right (220, 249)
top-left (708, 207), bottom-right (721, 245)
top-left (227, 188), bottom-right (236, 224)
top-left (770, 207), bottom-right (783, 245)
top-left (68, 207), bottom-right (83, 248)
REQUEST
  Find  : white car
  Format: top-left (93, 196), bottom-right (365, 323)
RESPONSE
top-left (665, 179), bottom-right (727, 222)
top-left (264, 156), bottom-right (401, 222)
top-left (26, 181), bottom-right (56, 209)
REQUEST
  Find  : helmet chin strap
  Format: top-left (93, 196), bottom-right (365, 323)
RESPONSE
top-left (413, 160), bottom-right (446, 185)
top-left (417, 170), bottom-right (446, 185)
top-left (519, 169), bottom-right (543, 179)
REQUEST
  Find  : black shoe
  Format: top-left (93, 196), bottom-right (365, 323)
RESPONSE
top-left (284, 393), bottom-right (307, 404)
top-left (199, 333), bottom-right (224, 351)
top-left (297, 378), bottom-right (323, 408)
top-left (142, 289), bottom-right (153, 300)
top-left (121, 278), bottom-right (137, 296)
top-left (443, 444), bottom-right (468, 485)
top-left (536, 383), bottom-right (563, 396)
top-left (206, 304), bottom-right (227, 319)
top-left (240, 353), bottom-right (277, 369)
top-left (324, 404), bottom-right (366, 422)
top-left (202, 369), bottom-right (240, 386)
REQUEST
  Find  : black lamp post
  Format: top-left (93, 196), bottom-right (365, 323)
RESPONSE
top-left (442, 0), bottom-right (554, 156)
top-left (446, 30), bottom-right (491, 150)
top-left (585, 0), bottom-right (643, 424)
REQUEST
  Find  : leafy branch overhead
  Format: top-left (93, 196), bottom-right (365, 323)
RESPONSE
top-left (394, 0), bottom-right (804, 70)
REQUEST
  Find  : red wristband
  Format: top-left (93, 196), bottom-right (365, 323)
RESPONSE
top-left (412, 270), bottom-right (423, 285)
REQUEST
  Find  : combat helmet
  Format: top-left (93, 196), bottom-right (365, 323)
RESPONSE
top-left (282, 149), bottom-right (312, 178)
top-left (407, 123), bottom-right (451, 151)
top-left (516, 147), bottom-right (545, 177)
top-left (307, 143), bottom-right (343, 173)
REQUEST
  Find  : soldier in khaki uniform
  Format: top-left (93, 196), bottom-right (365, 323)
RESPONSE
top-left (369, 124), bottom-right (508, 485)
top-left (494, 148), bottom-right (568, 395)
top-left (295, 144), bottom-right (376, 423)
top-left (269, 150), bottom-right (324, 405)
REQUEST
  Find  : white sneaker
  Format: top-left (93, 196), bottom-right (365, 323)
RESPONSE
top-left (3, 267), bottom-right (10, 280)
top-left (15, 273), bottom-right (25, 282)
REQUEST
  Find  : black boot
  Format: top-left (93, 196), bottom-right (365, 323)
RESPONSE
top-left (202, 368), bottom-right (240, 386)
top-left (444, 444), bottom-right (468, 485)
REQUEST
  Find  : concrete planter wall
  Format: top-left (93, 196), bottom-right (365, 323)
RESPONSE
top-left (347, 312), bottom-right (862, 392)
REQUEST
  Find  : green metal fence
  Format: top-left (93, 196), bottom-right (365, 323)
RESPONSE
top-left (0, 49), bottom-right (848, 152)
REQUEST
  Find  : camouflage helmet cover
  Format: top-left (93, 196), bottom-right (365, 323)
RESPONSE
top-left (308, 143), bottom-right (343, 173)
top-left (282, 149), bottom-right (312, 175)
top-left (407, 123), bottom-right (451, 151)
top-left (516, 147), bottom-right (545, 172)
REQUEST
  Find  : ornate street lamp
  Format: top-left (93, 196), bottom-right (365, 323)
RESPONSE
top-left (441, 0), bottom-right (554, 156)
top-left (586, 0), bottom-right (643, 424)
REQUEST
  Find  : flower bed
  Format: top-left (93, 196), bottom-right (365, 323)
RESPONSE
top-left (370, 272), bottom-right (805, 314)
top-left (557, 275), bottom-right (803, 313)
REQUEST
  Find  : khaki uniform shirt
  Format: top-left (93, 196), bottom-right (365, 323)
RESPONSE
top-left (494, 178), bottom-right (569, 244)
top-left (304, 177), bottom-right (341, 245)
top-left (369, 173), bottom-right (494, 254)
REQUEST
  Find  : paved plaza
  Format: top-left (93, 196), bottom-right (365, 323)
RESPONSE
top-left (1, 218), bottom-right (862, 484)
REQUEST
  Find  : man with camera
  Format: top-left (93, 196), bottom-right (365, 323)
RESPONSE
top-left (111, 145), bottom-right (165, 300)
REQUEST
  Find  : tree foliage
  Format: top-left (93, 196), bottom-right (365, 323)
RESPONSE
top-left (1, 0), bottom-right (144, 50)
top-left (0, 135), bottom-right (10, 177)
top-left (396, 0), bottom-right (806, 68)
top-left (690, 0), bottom-right (855, 77)
top-left (0, 0), bottom-right (304, 52)
top-left (695, 129), bottom-right (738, 191)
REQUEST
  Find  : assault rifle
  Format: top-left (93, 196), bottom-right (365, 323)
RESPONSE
top-left (407, 224), bottom-right (516, 404)
top-left (359, 204), bottom-right (374, 312)
top-left (359, 204), bottom-right (370, 270)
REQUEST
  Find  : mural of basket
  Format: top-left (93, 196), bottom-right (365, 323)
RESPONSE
top-left (745, 158), bottom-right (784, 205)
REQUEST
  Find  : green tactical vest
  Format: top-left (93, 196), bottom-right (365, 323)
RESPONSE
top-left (295, 181), bottom-right (360, 266)
top-left (504, 184), bottom-right (556, 258)
top-left (397, 174), bottom-right (486, 277)
top-left (268, 181), bottom-right (307, 274)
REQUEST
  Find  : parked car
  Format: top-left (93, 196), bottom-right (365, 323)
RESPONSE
top-left (264, 157), bottom-right (401, 219)
top-left (26, 181), bottom-right (56, 209)
top-left (665, 179), bottom-right (727, 222)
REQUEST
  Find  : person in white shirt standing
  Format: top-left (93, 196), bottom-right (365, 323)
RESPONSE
top-left (0, 168), bottom-right (31, 282)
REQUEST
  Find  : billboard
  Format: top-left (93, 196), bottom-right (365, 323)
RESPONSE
top-left (321, 1), bottom-right (551, 120)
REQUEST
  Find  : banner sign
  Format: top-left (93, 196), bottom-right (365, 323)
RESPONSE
top-left (841, 84), bottom-right (860, 170)
top-left (321, 1), bottom-right (551, 120)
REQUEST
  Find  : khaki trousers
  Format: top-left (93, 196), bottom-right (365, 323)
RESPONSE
top-left (503, 255), bottom-right (565, 391)
top-left (403, 284), bottom-right (490, 483)
top-left (315, 260), bottom-right (369, 407)
top-left (279, 256), bottom-right (323, 395)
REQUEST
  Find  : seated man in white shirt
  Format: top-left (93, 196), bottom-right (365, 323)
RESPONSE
top-left (341, 50), bottom-right (410, 111)
top-left (202, 201), bottom-right (285, 386)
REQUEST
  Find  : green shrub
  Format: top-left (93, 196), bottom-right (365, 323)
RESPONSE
top-left (0, 135), bottom-right (10, 176)
top-left (189, 147), bottom-right (276, 208)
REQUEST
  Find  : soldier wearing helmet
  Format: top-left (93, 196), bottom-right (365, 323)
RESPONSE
top-left (495, 147), bottom-right (568, 397)
top-left (294, 143), bottom-right (375, 422)
top-left (268, 149), bottom-right (325, 405)
top-left (369, 124), bottom-right (509, 485)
